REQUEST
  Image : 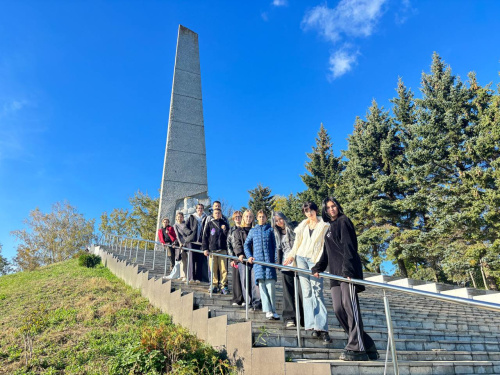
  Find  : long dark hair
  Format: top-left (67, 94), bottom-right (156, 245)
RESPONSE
top-left (321, 197), bottom-right (344, 222)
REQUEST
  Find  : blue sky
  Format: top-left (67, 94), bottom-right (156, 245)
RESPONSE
top-left (1, 0), bottom-right (499, 265)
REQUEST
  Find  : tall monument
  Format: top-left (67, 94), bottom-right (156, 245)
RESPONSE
top-left (157, 25), bottom-right (209, 231)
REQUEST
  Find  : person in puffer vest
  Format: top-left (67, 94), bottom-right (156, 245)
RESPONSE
top-left (244, 210), bottom-right (280, 320)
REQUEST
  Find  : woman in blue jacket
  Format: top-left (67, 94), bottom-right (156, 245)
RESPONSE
top-left (244, 210), bottom-right (280, 320)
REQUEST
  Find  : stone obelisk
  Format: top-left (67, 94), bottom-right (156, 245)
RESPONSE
top-left (157, 25), bottom-right (209, 233)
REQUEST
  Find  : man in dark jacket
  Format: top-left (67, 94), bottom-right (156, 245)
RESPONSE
top-left (203, 208), bottom-right (229, 294)
top-left (185, 204), bottom-right (208, 283)
top-left (312, 197), bottom-right (379, 362)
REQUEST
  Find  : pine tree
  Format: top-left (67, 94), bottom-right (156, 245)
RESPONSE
top-left (248, 184), bottom-right (274, 218)
top-left (300, 124), bottom-right (343, 206)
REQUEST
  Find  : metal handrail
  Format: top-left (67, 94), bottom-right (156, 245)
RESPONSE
top-left (101, 232), bottom-right (500, 375)
top-left (102, 233), bottom-right (500, 312)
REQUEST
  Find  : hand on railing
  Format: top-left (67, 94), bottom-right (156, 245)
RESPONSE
top-left (204, 250), bottom-right (209, 256)
top-left (247, 256), bottom-right (255, 264)
top-left (283, 256), bottom-right (294, 266)
top-left (238, 255), bottom-right (244, 263)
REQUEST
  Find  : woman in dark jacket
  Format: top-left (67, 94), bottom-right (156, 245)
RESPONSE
top-left (273, 211), bottom-right (304, 328)
top-left (228, 211), bottom-right (244, 305)
top-left (312, 197), bottom-right (379, 361)
top-left (235, 210), bottom-right (261, 310)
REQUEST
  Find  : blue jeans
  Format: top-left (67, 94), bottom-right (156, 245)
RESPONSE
top-left (296, 255), bottom-right (328, 332)
top-left (258, 279), bottom-right (276, 313)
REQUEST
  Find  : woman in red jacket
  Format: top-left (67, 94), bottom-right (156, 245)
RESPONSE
top-left (158, 218), bottom-right (177, 274)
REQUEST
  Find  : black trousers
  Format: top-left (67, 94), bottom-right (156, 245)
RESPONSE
top-left (168, 245), bottom-right (181, 269)
top-left (282, 271), bottom-right (304, 326)
top-left (230, 262), bottom-right (244, 304)
top-left (189, 243), bottom-right (209, 282)
top-left (331, 283), bottom-right (375, 352)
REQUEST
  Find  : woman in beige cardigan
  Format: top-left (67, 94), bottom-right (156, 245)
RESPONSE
top-left (284, 201), bottom-right (331, 344)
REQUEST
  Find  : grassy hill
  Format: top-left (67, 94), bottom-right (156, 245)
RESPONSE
top-left (0, 258), bottom-right (232, 374)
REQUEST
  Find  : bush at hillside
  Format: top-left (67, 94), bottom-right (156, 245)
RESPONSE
top-left (78, 253), bottom-right (101, 268)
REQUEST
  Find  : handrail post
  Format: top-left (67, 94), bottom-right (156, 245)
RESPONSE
top-left (245, 262), bottom-right (249, 320)
top-left (186, 248), bottom-right (190, 285)
top-left (142, 241), bottom-right (147, 265)
top-left (164, 245), bottom-right (168, 277)
top-left (383, 290), bottom-right (399, 375)
top-left (152, 243), bottom-right (156, 270)
top-left (294, 271), bottom-right (302, 348)
top-left (209, 253), bottom-right (214, 298)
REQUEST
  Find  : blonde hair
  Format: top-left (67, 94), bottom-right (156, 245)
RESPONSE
top-left (241, 210), bottom-right (255, 228)
top-left (232, 210), bottom-right (243, 220)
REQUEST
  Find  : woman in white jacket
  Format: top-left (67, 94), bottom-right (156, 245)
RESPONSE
top-left (284, 201), bottom-right (331, 344)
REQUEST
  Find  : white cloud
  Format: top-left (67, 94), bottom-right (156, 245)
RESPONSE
top-left (272, 0), bottom-right (288, 6)
top-left (302, 0), bottom-right (388, 79)
top-left (329, 46), bottom-right (359, 79)
top-left (302, 0), bottom-right (387, 42)
top-left (261, 12), bottom-right (269, 21)
top-left (0, 99), bottom-right (41, 163)
top-left (395, 0), bottom-right (416, 25)
top-left (1, 100), bottom-right (28, 116)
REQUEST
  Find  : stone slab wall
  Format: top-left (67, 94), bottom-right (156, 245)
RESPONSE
top-left (94, 246), bottom-right (305, 374)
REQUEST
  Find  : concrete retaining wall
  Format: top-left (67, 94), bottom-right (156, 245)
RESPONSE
top-left (94, 246), bottom-right (327, 374)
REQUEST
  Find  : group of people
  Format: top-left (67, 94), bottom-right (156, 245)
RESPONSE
top-left (157, 198), bottom-right (379, 361)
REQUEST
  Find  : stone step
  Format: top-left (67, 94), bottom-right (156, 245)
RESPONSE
top-left (290, 359), bottom-right (500, 375)
top-left (285, 347), bottom-right (500, 362)
top-left (102, 246), bottom-right (500, 374)
top-left (252, 331), bottom-right (500, 352)
top-left (387, 278), bottom-right (432, 288)
top-left (198, 299), bottom-right (500, 335)
top-left (442, 287), bottom-right (499, 299)
top-left (474, 294), bottom-right (500, 304)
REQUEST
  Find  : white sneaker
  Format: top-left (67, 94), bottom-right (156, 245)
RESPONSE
top-left (266, 312), bottom-right (273, 319)
top-left (232, 303), bottom-right (239, 306)
top-left (165, 261), bottom-right (181, 279)
top-left (242, 302), bottom-right (246, 307)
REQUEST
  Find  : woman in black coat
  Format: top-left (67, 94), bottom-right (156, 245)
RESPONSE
top-left (312, 197), bottom-right (379, 361)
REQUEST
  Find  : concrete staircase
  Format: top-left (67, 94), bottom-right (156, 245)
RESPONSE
top-left (97, 244), bottom-right (500, 374)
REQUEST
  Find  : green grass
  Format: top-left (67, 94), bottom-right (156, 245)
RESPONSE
top-left (0, 259), bottom-right (232, 374)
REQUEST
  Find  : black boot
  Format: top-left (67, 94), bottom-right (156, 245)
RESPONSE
top-left (320, 331), bottom-right (332, 345)
top-left (339, 350), bottom-right (369, 361)
top-left (366, 344), bottom-right (380, 360)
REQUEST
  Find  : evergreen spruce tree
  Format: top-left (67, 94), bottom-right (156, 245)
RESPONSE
top-left (300, 124), bottom-right (343, 206)
top-left (385, 78), bottom-right (419, 278)
top-left (441, 73), bottom-right (500, 289)
top-left (340, 100), bottom-right (405, 273)
top-left (248, 184), bottom-right (274, 218)
top-left (404, 52), bottom-right (475, 282)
